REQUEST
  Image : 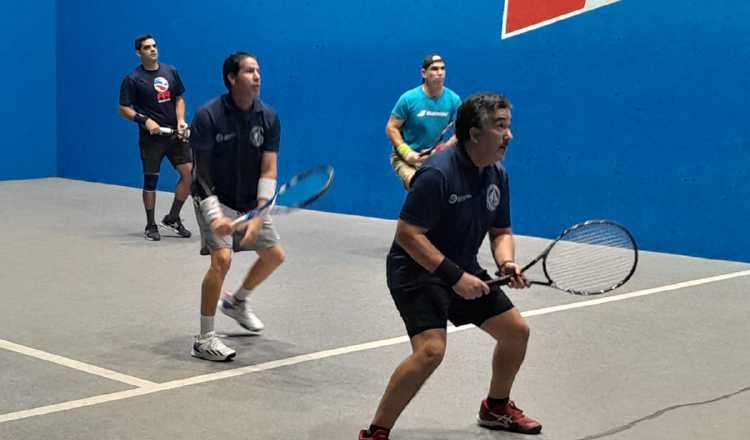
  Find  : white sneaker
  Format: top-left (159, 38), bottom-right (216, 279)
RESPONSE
top-left (191, 331), bottom-right (236, 361)
top-left (219, 291), bottom-right (265, 332)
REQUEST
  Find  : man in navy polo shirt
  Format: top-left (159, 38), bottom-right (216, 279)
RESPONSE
top-left (360, 93), bottom-right (542, 439)
top-left (189, 52), bottom-right (285, 361)
top-left (119, 34), bottom-right (192, 241)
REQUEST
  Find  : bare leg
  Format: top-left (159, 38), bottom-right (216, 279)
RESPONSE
top-left (201, 248), bottom-right (232, 316)
top-left (239, 244), bottom-right (285, 291)
top-left (370, 328), bottom-right (447, 429)
top-left (174, 162), bottom-right (192, 203)
top-left (479, 308), bottom-right (530, 399)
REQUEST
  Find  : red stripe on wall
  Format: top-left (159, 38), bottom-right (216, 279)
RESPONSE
top-left (506, 0), bottom-right (585, 33)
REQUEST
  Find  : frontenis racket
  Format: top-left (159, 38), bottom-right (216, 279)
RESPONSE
top-left (231, 164), bottom-right (335, 226)
top-left (418, 120), bottom-right (455, 157)
top-left (393, 120), bottom-right (455, 163)
top-left (488, 219), bottom-right (638, 295)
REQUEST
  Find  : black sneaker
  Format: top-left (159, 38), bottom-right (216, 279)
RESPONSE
top-left (144, 224), bottom-right (161, 241)
top-left (161, 216), bottom-right (191, 238)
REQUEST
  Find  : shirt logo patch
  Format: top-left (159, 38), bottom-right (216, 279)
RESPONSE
top-left (153, 77), bottom-right (172, 103)
top-left (486, 184), bottom-right (500, 211)
top-left (448, 193), bottom-right (472, 204)
top-left (250, 126), bottom-right (264, 147)
top-left (216, 132), bottom-right (237, 143)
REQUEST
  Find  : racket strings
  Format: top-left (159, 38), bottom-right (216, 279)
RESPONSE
top-left (275, 167), bottom-right (333, 209)
top-left (545, 223), bottom-right (636, 293)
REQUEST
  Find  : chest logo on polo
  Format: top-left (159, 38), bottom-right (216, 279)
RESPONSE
top-left (448, 193), bottom-right (472, 204)
top-left (153, 77), bottom-right (172, 103)
top-left (250, 126), bottom-right (264, 147)
top-left (486, 184), bottom-right (500, 211)
top-left (216, 132), bottom-right (237, 143)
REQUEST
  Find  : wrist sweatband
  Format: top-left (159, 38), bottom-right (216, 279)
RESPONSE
top-left (133, 113), bottom-right (148, 125)
top-left (396, 143), bottom-right (413, 160)
top-left (434, 257), bottom-right (464, 286)
top-left (257, 177), bottom-right (276, 200)
top-left (199, 196), bottom-right (222, 222)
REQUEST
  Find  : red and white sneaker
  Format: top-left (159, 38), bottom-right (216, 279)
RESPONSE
top-left (358, 428), bottom-right (389, 439)
top-left (477, 399), bottom-right (542, 434)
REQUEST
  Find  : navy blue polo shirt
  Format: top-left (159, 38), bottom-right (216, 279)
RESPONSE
top-left (119, 64), bottom-right (185, 138)
top-left (386, 143), bottom-right (511, 290)
top-left (190, 94), bottom-right (281, 212)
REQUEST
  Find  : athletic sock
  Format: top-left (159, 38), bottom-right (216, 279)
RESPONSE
top-left (167, 198), bottom-right (185, 220)
top-left (146, 208), bottom-right (155, 226)
top-left (487, 396), bottom-right (509, 412)
top-left (368, 425), bottom-right (390, 436)
top-left (200, 315), bottom-right (214, 337)
top-left (233, 287), bottom-right (253, 302)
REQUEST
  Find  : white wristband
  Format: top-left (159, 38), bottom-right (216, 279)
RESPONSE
top-left (199, 196), bottom-right (222, 222)
top-left (258, 177), bottom-right (276, 200)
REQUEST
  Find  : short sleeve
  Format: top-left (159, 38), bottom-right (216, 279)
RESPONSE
top-left (189, 108), bottom-right (215, 152)
top-left (491, 169), bottom-right (511, 229)
top-left (391, 93), bottom-right (410, 122)
top-left (119, 76), bottom-right (134, 107)
top-left (399, 167), bottom-right (446, 231)
top-left (263, 114), bottom-right (281, 152)
top-left (171, 66), bottom-right (186, 97)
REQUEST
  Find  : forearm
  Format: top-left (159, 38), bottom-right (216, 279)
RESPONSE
top-left (175, 97), bottom-right (186, 124)
top-left (257, 152), bottom-right (278, 207)
top-left (193, 149), bottom-right (215, 200)
top-left (119, 105), bottom-right (137, 120)
top-left (387, 125), bottom-right (406, 148)
top-left (119, 105), bottom-right (151, 125)
top-left (490, 228), bottom-right (516, 268)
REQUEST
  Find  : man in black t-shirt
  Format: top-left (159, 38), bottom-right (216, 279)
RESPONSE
top-left (119, 34), bottom-right (192, 241)
top-left (189, 52), bottom-right (285, 362)
top-left (359, 93), bottom-right (542, 439)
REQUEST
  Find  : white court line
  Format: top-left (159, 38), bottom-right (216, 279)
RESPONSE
top-left (0, 339), bottom-right (157, 388)
top-left (1, 268), bottom-right (749, 425)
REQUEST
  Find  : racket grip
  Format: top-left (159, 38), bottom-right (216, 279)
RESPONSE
top-left (230, 215), bottom-right (249, 227)
top-left (158, 127), bottom-right (174, 136)
top-left (487, 274), bottom-right (514, 288)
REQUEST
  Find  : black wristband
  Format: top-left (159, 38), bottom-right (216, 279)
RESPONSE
top-left (133, 113), bottom-right (148, 125)
top-left (434, 257), bottom-right (464, 286)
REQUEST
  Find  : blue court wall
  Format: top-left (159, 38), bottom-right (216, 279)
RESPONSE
top-left (56, 0), bottom-right (750, 262)
top-left (0, 2), bottom-right (56, 179)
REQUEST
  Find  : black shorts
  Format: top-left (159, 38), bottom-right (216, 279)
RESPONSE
top-left (390, 271), bottom-right (515, 338)
top-left (139, 135), bottom-right (192, 174)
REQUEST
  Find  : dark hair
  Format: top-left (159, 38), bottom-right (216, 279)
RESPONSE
top-left (422, 53), bottom-right (444, 69)
top-left (455, 93), bottom-right (512, 143)
top-left (222, 51), bottom-right (257, 90)
top-left (134, 34), bottom-right (155, 51)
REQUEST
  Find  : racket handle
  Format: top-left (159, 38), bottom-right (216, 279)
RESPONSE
top-left (230, 215), bottom-right (248, 227)
top-left (158, 127), bottom-right (174, 136)
top-left (230, 199), bottom-right (275, 227)
top-left (487, 274), bottom-right (514, 288)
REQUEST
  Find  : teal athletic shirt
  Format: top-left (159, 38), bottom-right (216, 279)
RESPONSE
top-left (391, 85), bottom-right (461, 152)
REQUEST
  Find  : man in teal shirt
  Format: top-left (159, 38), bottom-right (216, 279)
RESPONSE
top-left (386, 53), bottom-right (461, 189)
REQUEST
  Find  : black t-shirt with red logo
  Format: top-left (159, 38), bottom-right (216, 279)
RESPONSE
top-left (119, 63), bottom-right (185, 139)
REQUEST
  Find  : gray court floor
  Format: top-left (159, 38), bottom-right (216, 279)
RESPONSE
top-left (1, 178), bottom-right (749, 440)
